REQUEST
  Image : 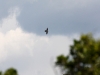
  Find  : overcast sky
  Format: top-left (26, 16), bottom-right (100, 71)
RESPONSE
top-left (0, 0), bottom-right (100, 75)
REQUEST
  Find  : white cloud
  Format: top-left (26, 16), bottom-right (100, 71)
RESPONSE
top-left (0, 7), bottom-right (20, 33)
top-left (0, 7), bottom-right (34, 63)
top-left (0, 7), bottom-right (79, 75)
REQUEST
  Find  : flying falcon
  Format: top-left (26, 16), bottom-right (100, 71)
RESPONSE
top-left (45, 28), bottom-right (48, 34)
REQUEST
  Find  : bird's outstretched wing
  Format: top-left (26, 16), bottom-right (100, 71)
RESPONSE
top-left (46, 30), bottom-right (48, 34)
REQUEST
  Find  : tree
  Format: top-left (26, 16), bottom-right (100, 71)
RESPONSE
top-left (0, 71), bottom-right (2, 75)
top-left (0, 68), bottom-right (18, 75)
top-left (4, 68), bottom-right (18, 75)
top-left (55, 33), bottom-right (100, 75)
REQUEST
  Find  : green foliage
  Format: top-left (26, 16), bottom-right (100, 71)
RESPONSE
top-left (0, 71), bottom-right (2, 75)
top-left (0, 68), bottom-right (18, 75)
top-left (4, 68), bottom-right (18, 75)
top-left (55, 33), bottom-right (100, 75)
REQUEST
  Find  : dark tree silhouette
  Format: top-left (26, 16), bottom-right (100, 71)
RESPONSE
top-left (0, 67), bottom-right (18, 75)
top-left (55, 33), bottom-right (100, 75)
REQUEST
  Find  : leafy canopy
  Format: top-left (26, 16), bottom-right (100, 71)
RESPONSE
top-left (0, 68), bottom-right (18, 75)
top-left (55, 34), bottom-right (100, 75)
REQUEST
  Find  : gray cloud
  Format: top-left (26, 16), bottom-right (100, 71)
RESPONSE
top-left (0, 0), bottom-right (100, 35)
top-left (16, 0), bottom-right (100, 35)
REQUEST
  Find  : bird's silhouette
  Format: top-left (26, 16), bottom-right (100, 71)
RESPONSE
top-left (45, 28), bottom-right (48, 34)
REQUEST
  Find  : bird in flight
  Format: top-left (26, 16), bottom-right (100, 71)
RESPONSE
top-left (45, 28), bottom-right (48, 34)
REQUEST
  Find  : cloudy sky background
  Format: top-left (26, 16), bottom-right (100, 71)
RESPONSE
top-left (0, 0), bottom-right (100, 75)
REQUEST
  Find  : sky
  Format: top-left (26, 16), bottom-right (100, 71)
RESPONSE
top-left (0, 0), bottom-right (100, 75)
